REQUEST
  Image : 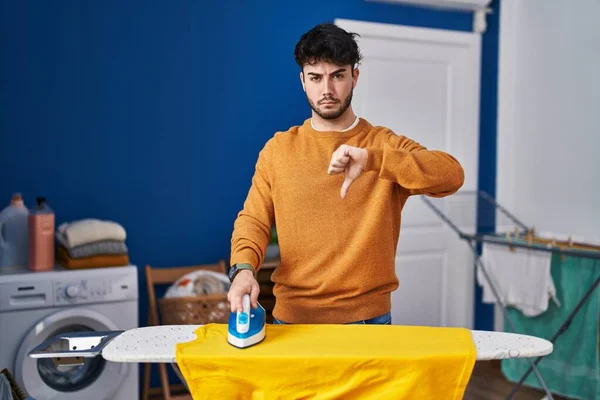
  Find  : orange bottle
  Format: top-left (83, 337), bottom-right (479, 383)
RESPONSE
top-left (28, 197), bottom-right (55, 271)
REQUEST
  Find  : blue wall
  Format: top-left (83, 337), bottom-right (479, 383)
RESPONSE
top-left (1, 0), bottom-right (497, 388)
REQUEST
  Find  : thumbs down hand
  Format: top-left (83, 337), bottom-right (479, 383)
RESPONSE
top-left (327, 144), bottom-right (368, 199)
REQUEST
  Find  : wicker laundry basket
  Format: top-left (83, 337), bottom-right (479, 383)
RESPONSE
top-left (158, 293), bottom-right (230, 325)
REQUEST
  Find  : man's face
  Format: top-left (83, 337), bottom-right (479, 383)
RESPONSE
top-left (300, 61), bottom-right (359, 120)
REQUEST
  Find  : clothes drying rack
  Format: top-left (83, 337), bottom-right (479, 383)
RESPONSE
top-left (421, 190), bottom-right (600, 400)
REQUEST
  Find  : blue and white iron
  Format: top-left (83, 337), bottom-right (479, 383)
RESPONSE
top-left (227, 294), bottom-right (266, 348)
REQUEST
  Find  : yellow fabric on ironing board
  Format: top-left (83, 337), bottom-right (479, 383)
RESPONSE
top-left (175, 323), bottom-right (476, 399)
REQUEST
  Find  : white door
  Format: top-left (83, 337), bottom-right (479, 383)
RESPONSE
top-left (335, 19), bottom-right (481, 328)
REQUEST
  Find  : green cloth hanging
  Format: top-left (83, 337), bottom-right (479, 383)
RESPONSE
top-left (501, 254), bottom-right (600, 400)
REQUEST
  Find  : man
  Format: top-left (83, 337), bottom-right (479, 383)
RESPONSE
top-left (227, 22), bottom-right (464, 325)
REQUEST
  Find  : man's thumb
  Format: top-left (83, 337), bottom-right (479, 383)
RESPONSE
top-left (341, 177), bottom-right (353, 199)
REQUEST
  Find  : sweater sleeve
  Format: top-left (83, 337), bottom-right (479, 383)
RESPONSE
top-left (363, 132), bottom-right (465, 197)
top-left (230, 140), bottom-right (275, 271)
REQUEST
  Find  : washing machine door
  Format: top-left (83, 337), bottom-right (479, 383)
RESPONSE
top-left (15, 307), bottom-right (130, 400)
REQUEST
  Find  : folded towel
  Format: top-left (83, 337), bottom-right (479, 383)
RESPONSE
top-left (57, 245), bottom-right (129, 269)
top-left (478, 242), bottom-right (559, 317)
top-left (57, 219), bottom-right (126, 248)
top-left (55, 235), bottom-right (128, 258)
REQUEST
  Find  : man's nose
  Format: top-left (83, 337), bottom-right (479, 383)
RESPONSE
top-left (322, 78), bottom-right (334, 96)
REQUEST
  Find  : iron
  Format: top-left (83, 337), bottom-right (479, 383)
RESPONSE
top-left (227, 294), bottom-right (266, 348)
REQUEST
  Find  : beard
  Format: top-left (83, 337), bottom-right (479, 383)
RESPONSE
top-left (307, 89), bottom-right (353, 120)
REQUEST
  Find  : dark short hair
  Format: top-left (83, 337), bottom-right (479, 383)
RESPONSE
top-left (294, 23), bottom-right (362, 70)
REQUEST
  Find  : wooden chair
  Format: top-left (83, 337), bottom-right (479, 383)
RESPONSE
top-left (142, 260), bottom-right (228, 400)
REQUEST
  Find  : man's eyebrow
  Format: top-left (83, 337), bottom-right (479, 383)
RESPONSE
top-left (329, 68), bottom-right (347, 76)
top-left (306, 68), bottom-right (347, 77)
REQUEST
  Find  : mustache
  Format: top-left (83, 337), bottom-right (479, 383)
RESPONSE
top-left (318, 97), bottom-right (340, 105)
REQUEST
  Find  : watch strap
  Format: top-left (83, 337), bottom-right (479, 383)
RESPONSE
top-left (230, 263), bottom-right (255, 282)
top-left (236, 263), bottom-right (255, 273)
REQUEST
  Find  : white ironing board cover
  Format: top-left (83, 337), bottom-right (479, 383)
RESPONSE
top-left (102, 325), bottom-right (552, 363)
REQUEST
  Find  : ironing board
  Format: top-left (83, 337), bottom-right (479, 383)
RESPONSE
top-left (28, 325), bottom-right (553, 364)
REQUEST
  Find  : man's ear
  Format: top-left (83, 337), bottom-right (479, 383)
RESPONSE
top-left (300, 71), bottom-right (306, 92)
top-left (352, 68), bottom-right (360, 89)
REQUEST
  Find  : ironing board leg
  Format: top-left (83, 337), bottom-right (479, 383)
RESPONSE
top-left (505, 271), bottom-right (600, 399)
top-left (171, 363), bottom-right (190, 393)
top-left (468, 243), bottom-right (555, 400)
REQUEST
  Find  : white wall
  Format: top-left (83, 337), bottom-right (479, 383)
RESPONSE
top-left (497, 0), bottom-right (600, 242)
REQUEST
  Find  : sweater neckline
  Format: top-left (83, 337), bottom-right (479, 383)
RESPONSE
top-left (301, 117), bottom-right (368, 138)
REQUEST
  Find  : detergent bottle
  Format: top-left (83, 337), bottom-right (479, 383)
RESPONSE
top-left (0, 193), bottom-right (29, 269)
top-left (28, 197), bottom-right (55, 272)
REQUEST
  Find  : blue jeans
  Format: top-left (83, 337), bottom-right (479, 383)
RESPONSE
top-left (273, 312), bottom-right (392, 325)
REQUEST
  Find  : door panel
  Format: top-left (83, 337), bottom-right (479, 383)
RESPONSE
top-left (395, 252), bottom-right (445, 326)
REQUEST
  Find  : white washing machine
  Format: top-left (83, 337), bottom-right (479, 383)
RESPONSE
top-left (0, 265), bottom-right (139, 400)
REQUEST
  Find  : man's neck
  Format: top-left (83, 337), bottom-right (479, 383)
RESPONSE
top-left (311, 109), bottom-right (357, 132)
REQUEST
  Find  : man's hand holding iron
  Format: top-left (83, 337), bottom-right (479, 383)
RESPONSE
top-left (227, 270), bottom-right (260, 313)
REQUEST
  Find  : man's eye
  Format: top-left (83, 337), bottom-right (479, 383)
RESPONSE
top-left (334, 74), bottom-right (344, 79)
top-left (310, 76), bottom-right (320, 81)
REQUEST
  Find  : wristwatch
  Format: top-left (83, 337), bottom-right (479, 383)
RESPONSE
top-left (228, 264), bottom-right (255, 282)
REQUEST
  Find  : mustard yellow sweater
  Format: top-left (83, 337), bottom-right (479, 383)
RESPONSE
top-left (230, 118), bottom-right (464, 324)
